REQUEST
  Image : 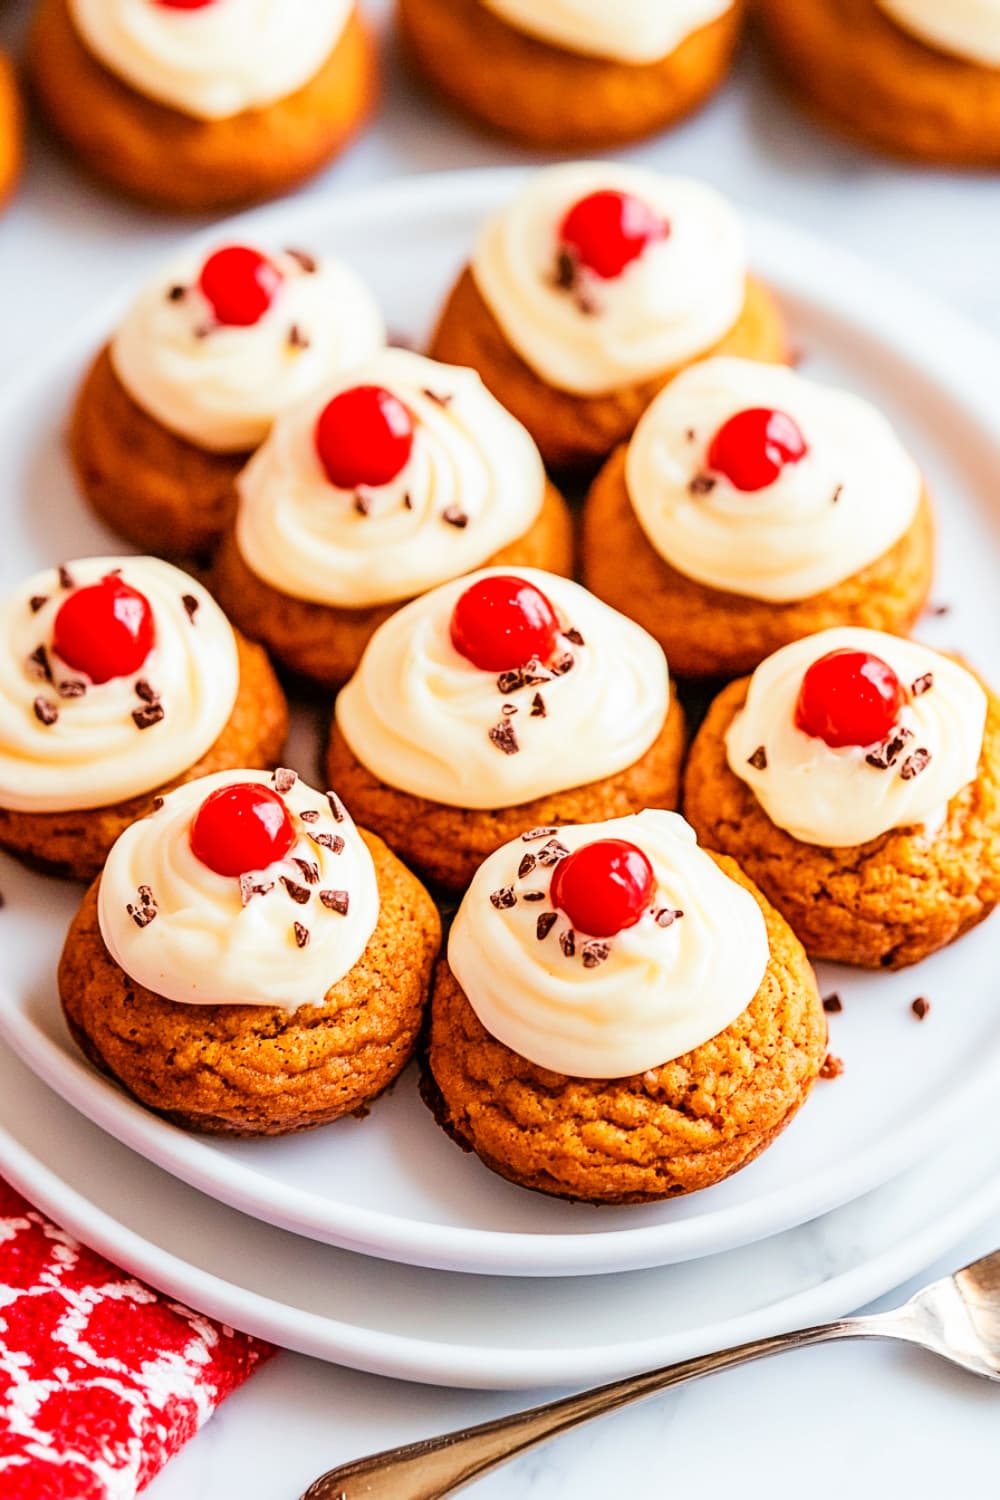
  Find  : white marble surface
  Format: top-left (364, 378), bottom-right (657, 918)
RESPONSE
top-left (1, 0), bottom-right (998, 1493)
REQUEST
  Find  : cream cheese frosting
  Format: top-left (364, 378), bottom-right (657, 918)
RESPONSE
top-left (68, 0), bottom-right (352, 120)
top-left (0, 558), bottom-right (239, 815)
top-left (471, 163), bottom-right (746, 397)
top-left (335, 568), bottom-right (669, 809)
top-left (625, 358), bottom-right (922, 603)
top-left (98, 769), bottom-right (379, 1011)
top-left (235, 349), bottom-right (547, 609)
top-left (725, 628), bottom-right (988, 848)
top-left (448, 810), bottom-right (769, 1078)
top-left (479, 0), bottom-right (734, 62)
top-left (111, 247), bottom-right (385, 454)
top-left (877, 0), bottom-right (1000, 66)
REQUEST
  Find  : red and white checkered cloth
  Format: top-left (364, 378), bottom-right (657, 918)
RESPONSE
top-left (0, 1179), bottom-right (275, 1498)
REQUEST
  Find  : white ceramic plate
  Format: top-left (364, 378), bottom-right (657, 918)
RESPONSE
top-left (1, 171), bottom-right (999, 1279)
top-left (0, 1036), bottom-right (998, 1390)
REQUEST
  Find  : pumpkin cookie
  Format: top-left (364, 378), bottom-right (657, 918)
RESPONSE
top-left (582, 357), bottom-right (935, 678)
top-left (424, 810), bottom-right (826, 1203)
top-left (0, 53), bottom-right (22, 210)
top-left (72, 244), bottom-right (384, 563)
top-left (0, 557), bottom-right (287, 881)
top-left (212, 349), bottom-right (574, 688)
top-left (28, 0), bottom-right (376, 211)
top-left (59, 769), bottom-right (441, 1135)
top-left (683, 628), bottom-right (1000, 968)
top-left (398, 0), bottom-right (742, 148)
top-left (430, 162), bottom-right (787, 471)
top-left (328, 568), bottom-right (686, 891)
top-left (757, 0), bottom-right (1000, 166)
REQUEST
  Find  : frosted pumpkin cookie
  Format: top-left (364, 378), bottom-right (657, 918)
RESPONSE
top-left (59, 769), bottom-right (441, 1135)
top-left (328, 568), bottom-right (685, 891)
top-left (582, 357), bottom-right (935, 678)
top-left (398, 0), bottom-right (742, 148)
top-left (28, 0), bottom-right (376, 211)
top-left (212, 349), bottom-right (575, 688)
top-left (757, 0), bottom-right (1000, 166)
top-left (424, 810), bottom-right (826, 1203)
top-left (683, 628), bottom-right (1000, 968)
top-left (72, 244), bottom-right (384, 563)
top-left (430, 163), bottom-right (787, 471)
top-left (0, 557), bottom-right (287, 881)
top-left (0, 53), bottom-right (22, 210)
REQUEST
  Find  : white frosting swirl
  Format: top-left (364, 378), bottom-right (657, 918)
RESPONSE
top-left (112, 248), bottom-right (385, 454)
top-left (480, 0), bottom-right (734, 63)
top-left (235, 349), bottom-right (547, 609)
top-left (449, 810), bottom-right (769, 1078)
top-left (877, 0), bottom-right (1000, 66)
top-left (625, 358), bottom-right (922, 603)
top-left (98, 770), bottom-right (379, 1011)
top-left (336, 568), bottom-right (669, 809)
top-left (68, 0), bottom-right (352, 120)
top-left (0, 558), bottom-right (239, 814)
top-left (725, 628), bottom-right (988, 848)
top-left (472, 163), bottom-right (746, 397)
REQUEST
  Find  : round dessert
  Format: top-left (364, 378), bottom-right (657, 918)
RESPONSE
top-left (757, 0), bottom-right (1000, 166)
top-left (582, 357), bottom-right (935, 678)
top-left (59, 768), bottom-right (441, 1135)
top-left (430, 162), bottom-right (787, 471)
top-left (328, 568), bottom-right (686, 890)
top-left (683, 627), bottom-right (1000, 968)
top-left (424, 809), bottom-right (826, 1203)
top-left (212, 348), bottom-right (575, 687)
top-left (0, 52), bottom-right (22, 211)
top-left (72, 244), bottom-right (385, 563)
top-left (398, 0), bottom-right (742, 148)
top-left (0, 557), bottom-right (288, 881)
top-left (27, 0), bottom-right (376, 211)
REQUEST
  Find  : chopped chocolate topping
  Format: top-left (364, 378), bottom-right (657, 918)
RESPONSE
top-left (747, 746), bottom-right (768, 771)
top-left (423, 388), bottom-right (453, 407)
top-left (293, 922), bottom-right (310, 949)
top-left (560, 929), bottom-right (576, 958)
top-left (33, 697), bottom-right (58, 726)
top-left (654, 908), bottom-right (684, 928)
top-left (551, 652), bottom-right (575, 677)
top-left (820, 1054), bottom-right (845, 1080)
top-left (354, 491), bottom-right (372, 517)
top-left (823, 993), bottom-right (843, 1014)
top-left (530, 693), bottom-right (546, 718)
top-left (490, 886), bottom-right (517, 910)
top-left (280, 876), bottom-right (311, 905)
top-left (501, 703), bottom-right (517, 717)
top-left (194, 324), bottom-right (215, 340)
top-left (911, 996), bottom-right (931, 1021)
top-left (127, 885), bottom-right (157, 928)
top-left (167, 284), bottom-right (187, 301)
top-left (575, 290), bottom-right (599, 317)
top-left (582, 940), bottom-right (611, 969)
top-left (132, 703), bottom-right (165, 730)
top-left (288, 323), bottom-right (310, 350)
top-left (152, 796), bottom-right (165, 811)
top-left (497, 661), bottom-right (552, 694)
top-left (564, 628), bottom-right (585, 647)
top-left (553, 249), bottom-right (577, 290)
top-left (926, 601), bottom-right (951, 617)
top-left (293, 858), bottom-right (320, 886)
top-left (57, 565), bottom-right (74, 590)
top-left (832, 484), bottom-right (843, 505)
top-left (273, 767), bottom-right (297, 794)
top-left (911, 672), bottom-right (933, 698)
top-left (522, 827), bottom-right (557, 842)
top-left (497, 669), bottom-right (523, 695)
top-left (403, 492), bottom-right (413, 511)
top-left (442, 507), bottom-right (469, 529)
top-left (537, 838), bottom-right (569, 867)
top-left (319, 889), bottom-right (350, 915)
top-left (240, 874), bottom-right (274, 906)
top-left (489, 719), bottom-right (519, 756)
top-left (518, 853), bottom-right (536, 880)
top-left (865, 727), bottom-right (912, 770)
top-left (27, 646), bottom-right (52, 683)
top-left (29, 595), bottom-right (47, 614)
top-left (536, 911), bottom-right (558, 942)
top-left (309, 831), bottom-right (345, 855)
top-left (285, 247), bottom-right (317, 274)
top-left (299, 809), bottom-right (319, 823)
top-left (522, 891), bottom-right (545, 902)
top-left (685, 427), bottom-right (696, 442)
top-left (182, 593), bottom-right (200, 623)
top-left (688, 473), bottom-right (716, 497)
top-left (326, 791), bottom-right (345, 822)
top-left (134, 678), bottom-right (158, 704)
top-left (900, 747), bottom-right (932, 781)
top-left (57, 680), bottom-right (86, 699)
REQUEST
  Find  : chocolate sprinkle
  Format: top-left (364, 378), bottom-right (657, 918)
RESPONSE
top-left (132, 703), bottom-right (165, 730)
top-left (865, 727), bottom-right (912, 770)
top-left (536, 911), bottom-right (558, 942)
top-left (911, 672), bottom-right (933, 697)
top-left (29, 595), bottom-right (47, 614)
top-left (564, 628), bottom-right (585, 647)
top-left (309, 831), bottom-right (345, 854)
top-left (685, 427), bottom-right (696, 443)
top-left (582, 940), bottom-right (611, 969)
top-left (560, 929), bottom-right (576, 958)
top-left (403, 492), bottom-right (413, 511)
top-left (911, 996), bottom-right (931, 1021)
top-left (293, 922), bottom-right (310, 949)
top-left (823, 993), bottom-right (843, 1014)
top-left (518, 854), bottom-right (536, 880)
top-left (167, 284), bottom-right (186, 301)
top-left (354, 491), bottom-right (373, 517)
top-left (688, 473), bottom-right (716, 497)
top-left (127, 885), bottom-right (157, 929)
top-left (490, 886), bottom-right (517, 910)
top-left (320, 889), bottom-right (350, 915)
top-left (537, 839), bottom-right (569, 867)
top-left (326, 791), bottom-right (345, 822)
top-left (286, 248), bottom-right (317, 274)
top-left (280, 877), bottom-right (311, 905)
top-left (293, 858), bottom-right (320, 886)
top-left (926, 602), bottom-right (951, 617)
top-left (152, 796), bottom-right (165, 811)
top-left (553, 249), bottom-right (577, 290)
top-left (489, 719), bottom-right (519, 756)
top-left (522, 827), bottom-right (557, 842)
top-left (522, 891), bottom-right (545, 902)
top-left (288, 323), bottom-right (310, 350)
top-left (442, 507), bottom-right (469, 529)
top-left (423, 388), bottom-right (453, 407)
top-left (654, 908), bottom-right (683, 928)
top-left (57, 680), bottom-right (86, 699)
top-left (240, 875), bottom-right (274, 906)
top-left (182, 594), bottom-right (200, 623)
top-left (57, 565), bottom-right (74, 590)
top-left (300, 809), bottom-right (320, 823)
top-left (900, 747), bottom-right (932, 781)
top-left (33, 697), bottom-right (58, 726)
top-left (273, 767), bottom-right (297, 794)
top-left (747, 746), bottom-right (768, 771)
top-left (27, 646), bottom-right (52, 683)
top-left (820, 1054), bottom-right (845, 1080)
top-left (832, 484), bottom-right (843, 505)
top-left (530, 693), bottom-right (546, 718)
top-left (134, 678), bottom-right (158, 704)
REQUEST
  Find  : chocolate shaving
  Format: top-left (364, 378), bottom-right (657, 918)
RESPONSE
top-left (326, 791), bottom-right (345, 822)
top-left (293, 922), bottom-right (310, 949)
top-left (423, 388), bottom-right (453, 407)
top-left (832, 484), bottom-right (843, 505)
top-left (497, 669), bottom-right (524, 695)
top-left (536, 911), bottom-right (558, 942)
top-left (288, 323), bottom-right (310, 350)
top-left (551, 653), bottom-right (575, 677)
top-left (29, 595), bottom-right (47, 614)
top-left (900, 747), bottom-right (931, 781)
top-left (57, 565), bottom-right (74, 590)
top-left (57, 680), bottom-right (86, 699)
top-left (319, 889), bottom-right (350, 915)
top-left (442, 507), bottom-right (469, 529)
top-left (575, 290), bottom-right (599, 317)
top-left (489, 719), bottom-right (519, 756)
top-left (553, 249), bottom-right (577, 290)
top-left (292, 858), bottom-right (320, 886)
top-left (530, 693), bottom-right (546, 718)
top-left (688, 474), bottom-right (716, 497)
top-left (537, 839), bottom-right (569, 867)
top-left (518, 854), bottom-right (536, 880)
top-left (132, 703), bottom-right (165, 730)
top-left (27, 646), bottom-right (52, 683)
top-left (285, 248), bottom-right (317, 274)
top-left (134, 679), bottom-right (158, 704)
top-left (522, 826), bottom-right (557, 842)
top-left (497, 661), bottom-right (552, 694)
top-left (240, 874), bottom-right (274, 906)
top-left (300, 809), bottom-right (320, 823)
top-left (167, 284), bottom-right (186, 301)
top-left (747, 746), bottom-right (768, 771)
top-left (823, 993), bottom-right (843, 1014)
top-left (33, 697), bottom-right (58, 726)
top-left (522, 891), bottom-right (545, 902)
top-left (182, 594), bottom-right (200, 623)
top-left (309, 831), bottom-right (345, 854)
top-left (820, 1054), bottom-right (845, 1080)
top-left (685, 427), bottom-right (696, 442)
top-left (273, 767), bottom-right (297, 794)
top-left (127, 885), bottom-right (157, 928)
top-left (489, 886), bottom-right (517, 910)
top-left (152, 796), bottom-right (165, 811)
top-left (564, 628), bottom-right (585, 647)
top-left (194, 324), bottom-right (215, 340)
top-left (911, 672), bottom-right (933, 697)
top-left (501, 703), bottom-right (517, 717)
top-left (911, 996), bottom-right (931, 1021)
top-left (354, 491), bottom-right (372, 517)
top-left (655, 908), bottom-right (684, 928)
top-left (280, 876), bottom-right (311, 905)
top-left (403, 492), bottom-right (413, 511)
top-left (582, 940), bottom-right (610, 969)
top-left (926, 602), bottom-right (951, 617)
top-left (559, 929), bottom-right (576, 958)
top-left (865, 727), bottom-right (912, 770)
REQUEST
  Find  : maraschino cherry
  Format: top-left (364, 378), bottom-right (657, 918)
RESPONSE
top-left (315, 386), bottom-right (414, 490)
top-left (190, 784), bottom-right (296, 879)
top-left (197, 247), bottom-right (283, 328)
top-left (450, 576), bottom-right (560, 672)
top-left (558, 191), bottom-right (667, 280)
top-left (53, 575), bottom-right (155, 685)
top-left (156, 0), bottom-right (218, 9)
top-left (707, 408), bottom-right (808, 493)
top-left (550, 840), bottom-right (654, 939)
top-left (795, 649), bottom-right (907, 749)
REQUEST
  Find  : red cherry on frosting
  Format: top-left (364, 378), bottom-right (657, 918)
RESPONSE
top-left (550, 839), bottom-right (655, 940)
top-left (558, 191), bottom-right (668, 280)
top-left (190, 784), bottom-right (296, 879)
top-left (197, 246), bottom-right (283, 327)
top-left (450, 575), bottom-right (560, 672)
top-left (52, 575), bottom-right (155, 685)
top-left (795, 649), bottom-right (907, 749)
top-left (155, 0), bottom-right (218, 8)
top-left (707, 408), bottom-right (808, 493)
top-left (315, 386), bottom-right (415, 490)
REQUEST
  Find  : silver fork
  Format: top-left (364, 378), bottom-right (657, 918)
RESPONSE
top-left (302, 1248), bottom-right (1000, 1500)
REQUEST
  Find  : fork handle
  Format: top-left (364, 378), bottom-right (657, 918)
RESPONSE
top-left (303, 1315), bottom-right (891, 1500)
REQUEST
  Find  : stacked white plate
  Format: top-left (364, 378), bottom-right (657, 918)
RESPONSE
top-left (2, 171), bottom-right (999, 1389)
